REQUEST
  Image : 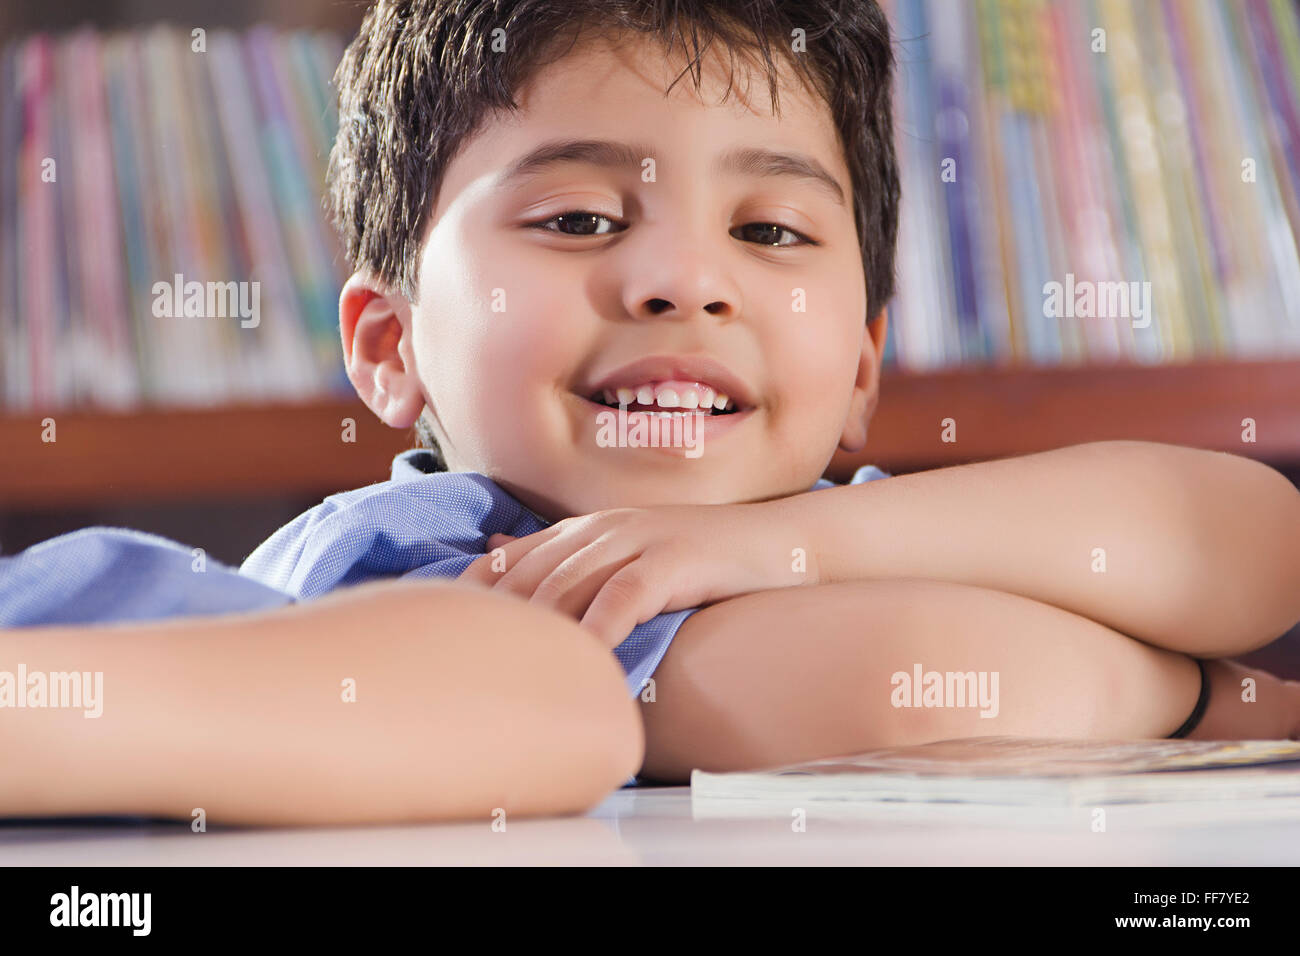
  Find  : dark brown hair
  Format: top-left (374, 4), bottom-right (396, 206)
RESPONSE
top-left (327, 0), bottom-right (900, 462)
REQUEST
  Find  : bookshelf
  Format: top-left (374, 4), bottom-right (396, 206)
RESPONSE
top-left (3, 2), bottom-right (1300, 515)
top-left (3, 357), bottom-right (1296, 510)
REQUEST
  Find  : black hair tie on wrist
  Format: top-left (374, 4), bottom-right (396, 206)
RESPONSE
top-left (1168, 659), bottom-right (1210, 739)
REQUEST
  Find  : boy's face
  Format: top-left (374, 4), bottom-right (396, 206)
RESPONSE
top-left (342, 30), bottom-right (887, 522)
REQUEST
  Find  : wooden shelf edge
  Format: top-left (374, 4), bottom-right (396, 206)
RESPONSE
top-left (829, 357), bottom-right (1300, 478)
top-left (3, 358), bottom-right (1298, 509)
top-left (0, 399), bottom-right (415, 510)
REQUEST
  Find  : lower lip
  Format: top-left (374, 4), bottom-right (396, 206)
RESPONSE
top-left (574, 394), bottom-right (755, 452)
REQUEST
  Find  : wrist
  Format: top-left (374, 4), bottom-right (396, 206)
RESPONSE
top-left (1167, 658), bottom-right (1210, 738)
top-left (749, 493), bottom-right (827, 588)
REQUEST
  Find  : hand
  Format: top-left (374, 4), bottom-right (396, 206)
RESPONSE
top-left (458, 501), bottom-right (817, 647)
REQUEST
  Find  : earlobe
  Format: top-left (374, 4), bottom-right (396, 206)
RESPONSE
top-left (339, 272), bottom-right (425, 428)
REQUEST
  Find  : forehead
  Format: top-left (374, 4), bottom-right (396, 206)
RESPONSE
top-left (521, 27), bottom-right (827, 117)
top-left (444, 28), bottom-right (848, 194)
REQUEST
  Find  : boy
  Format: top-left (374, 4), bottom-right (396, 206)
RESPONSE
top-left (4, 0), bottom-right (1300, 824)
top-left (279, 0), bottom-right (1300, 774)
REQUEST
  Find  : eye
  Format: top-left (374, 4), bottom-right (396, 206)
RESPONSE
top-left (531, 211), bottom-right (625, 236)
top-left (731, 222), bottom-right (817, 247)
top-left (528, 212), bottom-right (817, 246)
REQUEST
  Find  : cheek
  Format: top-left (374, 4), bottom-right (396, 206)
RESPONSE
top-left (763, 282), bottom-right (865, 415)
top-left (414, 243), bottom-right (587, 444)
top-left (476, 258), bottom-right (587, 388)
top-left (466, 312), bottom-right (587, 465)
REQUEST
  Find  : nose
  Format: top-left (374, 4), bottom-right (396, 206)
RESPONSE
top-left (619, 230), bottom-right (742, 323)
top-left (639, 296), bottom-right (730, 318)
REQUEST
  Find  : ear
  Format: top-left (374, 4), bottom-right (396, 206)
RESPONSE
top-left (339, 271), bottom-right (425, 429)
top-left (837, 307), bottom-right (889, 454)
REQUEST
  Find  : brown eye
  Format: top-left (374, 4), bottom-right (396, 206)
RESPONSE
top-left (530, 213), bottom-right (815, 246)
top-left (731, 222), bottom-right (814, 247)
top-left (534, 212), bottom-right (623, 236)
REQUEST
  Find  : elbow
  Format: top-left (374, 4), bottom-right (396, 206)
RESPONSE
top-left (1224, 454), bottom-right (1300, 645)
top-left (1074, 443), bottom-right (1300, 656)
top-left (1263, 467), bottom-right (1300, 637)
top-left (1182, 450), bottom-right (1300, 655)
top-left (489, 598), bottom-right (646, 817)
top-left (551, 655), bottom-right (647, 811)
top-left (378, 582), bottom-right (644, 824)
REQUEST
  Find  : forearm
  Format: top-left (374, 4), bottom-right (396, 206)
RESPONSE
top-left (0, 579), bottom-right (641, 825)
top-left (747, 580), bottom-right (1206, 739)
top-left (641, 578), bottom-right (1221, 780)
top-left (779, 441), bottom-right (1300, 656)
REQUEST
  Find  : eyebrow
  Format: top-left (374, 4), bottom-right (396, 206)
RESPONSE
top-left (497, 138), bottom-right (847, 205)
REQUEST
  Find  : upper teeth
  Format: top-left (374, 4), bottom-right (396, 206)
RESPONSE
top-left (603, 383), bottom-right (733, 411)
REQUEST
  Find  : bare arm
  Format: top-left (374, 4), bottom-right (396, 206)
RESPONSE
top-left (1, 579), bottom-right (641, 826)
top-left (772, 441), bottom-right (1300, 657)
top-left (638, 579), bottom-right (1300, 782)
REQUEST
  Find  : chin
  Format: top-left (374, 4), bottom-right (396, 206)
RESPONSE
top-left (581, 465), bottom-right (753, 510)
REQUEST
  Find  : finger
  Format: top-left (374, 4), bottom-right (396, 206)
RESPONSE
top-left (580, 562), bottom-right (666, 649)
top-left (529, 545), bottom-right (640, 620)
top-left (461, 526), bottom-right (564, 587)
top-left (457, 550), bottom-right (501, 587)
top-left (491, 522), bottom-right (611, 599)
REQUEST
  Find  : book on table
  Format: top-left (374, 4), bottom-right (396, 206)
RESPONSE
top-left (689, 738), bottom-right (1300, 815)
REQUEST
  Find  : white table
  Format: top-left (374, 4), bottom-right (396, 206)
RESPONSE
top-left (4, 786), bottom-right (1300, 865)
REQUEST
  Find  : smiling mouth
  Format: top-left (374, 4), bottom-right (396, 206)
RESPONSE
top-left (583, 389), bottom-right (742, 416)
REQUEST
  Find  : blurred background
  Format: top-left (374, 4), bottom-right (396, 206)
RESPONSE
top-left (1, 0), bottom-right (1298, 668)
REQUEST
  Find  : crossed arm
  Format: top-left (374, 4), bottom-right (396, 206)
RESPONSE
top-left (468, 440), bottom-right (1300, 658)
top-left (777, 440), bottom-right (1300, 658)
top-left (0, 580), bottom-right (642, 825)
top-left (3, 441), bottom-right (1298, 821)
top-left (640, 578), bottom-right (1300, 782)
top-left (634, 441), bottom-right (1300, 780)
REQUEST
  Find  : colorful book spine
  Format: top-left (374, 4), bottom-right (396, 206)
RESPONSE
top-left (1, 26), bottom-right (354, 414)
top-left (65, 30), bottom-right (137, 408)
top-left (207, 29), bottom-right (325, 399)
top-left (893, 0), bottom-right (959, 368)
top-left (19, 37), bottom-right (56, 407)
top-left (882, 0), bottom-right (1300, 368)
top-left (0, 43), bottom-right (18, 407)
top-left (929, 0), bottom-right (990, 363)
top-left (5, 8), bottom-right (1300, 411)
top-left (1214, 0), bottom-right (1300, 353)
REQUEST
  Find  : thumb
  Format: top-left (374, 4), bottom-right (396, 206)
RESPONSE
top-left (486, 533), bottom-right (516, 549)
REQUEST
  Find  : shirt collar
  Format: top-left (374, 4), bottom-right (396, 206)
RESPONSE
top-left (390, 450), bottom-right (553, 526)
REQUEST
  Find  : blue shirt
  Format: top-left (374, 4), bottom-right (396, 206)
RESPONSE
top-left (1, 450), bottom-right (890, 785)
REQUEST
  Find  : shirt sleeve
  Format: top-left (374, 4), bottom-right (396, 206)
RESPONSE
top-left (238, 473), bottom-right (516, 597)
top-left (0, 527), bottom-right (293, 628)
